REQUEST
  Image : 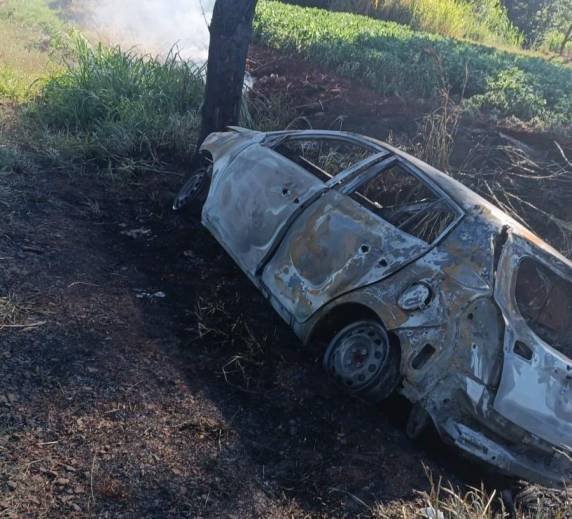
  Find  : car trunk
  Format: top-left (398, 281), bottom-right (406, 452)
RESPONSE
top-left (493, 233), bottom-right (572, 450)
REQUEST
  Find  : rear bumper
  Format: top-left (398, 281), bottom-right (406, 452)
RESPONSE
top-left (438, 419), bottom-right (572, 487)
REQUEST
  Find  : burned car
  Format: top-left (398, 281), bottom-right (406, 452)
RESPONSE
top-left (174, 127), bottom-right (572, 486)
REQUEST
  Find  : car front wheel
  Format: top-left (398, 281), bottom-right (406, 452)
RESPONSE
top-left (323, 320), bottom-right (400, 402)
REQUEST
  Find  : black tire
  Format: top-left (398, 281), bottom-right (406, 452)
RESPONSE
top-left (322, 320), bottom-right (400, 402)
top-left (172, 164), bottom-right (213, 218)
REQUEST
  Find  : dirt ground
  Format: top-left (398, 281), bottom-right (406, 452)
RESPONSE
top-left (0, 152), bottom-right (460, 518)
top-left (1, 46), bottom-right (570, 518)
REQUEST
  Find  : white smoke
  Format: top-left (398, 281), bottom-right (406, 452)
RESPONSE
top-left (79, 0), bottom-right (216, 62)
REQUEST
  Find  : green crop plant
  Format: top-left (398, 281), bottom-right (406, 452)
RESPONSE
top-left (254, 1), bottom-right (572, 131)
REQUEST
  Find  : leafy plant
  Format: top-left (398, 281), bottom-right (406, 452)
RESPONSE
top-left (465, 67), bottom-right (546, 120)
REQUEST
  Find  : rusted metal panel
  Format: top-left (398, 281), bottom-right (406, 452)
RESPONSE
top-left (202, 142), bottom-right (326, 277)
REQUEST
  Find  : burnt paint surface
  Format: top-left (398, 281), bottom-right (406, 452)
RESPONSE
top-left (202, 141), bottom-right (325, 277)
top-left (263, 190), bottom-right (428, 322)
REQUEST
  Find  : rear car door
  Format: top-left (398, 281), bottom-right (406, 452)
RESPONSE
top-left (262, 158), bottom-right (463, 323)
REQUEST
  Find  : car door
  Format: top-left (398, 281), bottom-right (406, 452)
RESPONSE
top-left (262, 158), bottom-right (463, 323)
top-left (201, 132), bottom-right (384, 283)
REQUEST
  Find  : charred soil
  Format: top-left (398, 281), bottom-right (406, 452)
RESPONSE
top-left (0, 163), bottom-right (460, 518)
top-left (1, 45), bottom-right (570, 518)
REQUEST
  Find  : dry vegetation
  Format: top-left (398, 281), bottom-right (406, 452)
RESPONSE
top-left (455, 141), bottom-right (572, 255)
top-left (0, 296), bottom-right (22, 328)
top-left (420, 104), bottom-right (572, 255)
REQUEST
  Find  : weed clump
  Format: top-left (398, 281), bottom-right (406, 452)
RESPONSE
top-left (23, 38), bottom-right (205, 175)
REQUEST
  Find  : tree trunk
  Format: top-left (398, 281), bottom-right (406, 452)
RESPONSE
top-left (195, 0), bottom-right (258, 154)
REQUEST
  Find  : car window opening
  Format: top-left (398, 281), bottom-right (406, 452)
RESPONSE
top-left (515, 257), bottom-right (572, 358)
top-left (274, 138), bottom-right (376, 181)
top-left (352, 164), bottom-right (457, 244)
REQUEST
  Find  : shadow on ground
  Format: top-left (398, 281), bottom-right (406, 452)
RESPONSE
top-left (0, 163), bottom-right (501, 518)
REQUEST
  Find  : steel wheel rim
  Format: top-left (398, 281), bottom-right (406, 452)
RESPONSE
top-left (323, 321), bottom-right (389, 392)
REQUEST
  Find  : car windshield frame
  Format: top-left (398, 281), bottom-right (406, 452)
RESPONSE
top-left (265, 132), bottom-right (383, 181)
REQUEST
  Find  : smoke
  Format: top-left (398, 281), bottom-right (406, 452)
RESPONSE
top-left (80, 0), bottom-right (216, 62)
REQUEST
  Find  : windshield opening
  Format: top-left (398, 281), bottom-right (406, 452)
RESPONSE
top-left (274, 138), bottom-right (376, 181)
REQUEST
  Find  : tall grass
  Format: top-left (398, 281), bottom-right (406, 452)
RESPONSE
top-left (22, 38), bottom-right (205, 175)
top-left (540, 28), bottom-right (572, 58)
top-left (329, 0), bottom-right (523, 46)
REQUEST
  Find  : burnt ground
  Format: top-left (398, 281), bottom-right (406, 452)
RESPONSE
top-left (0, 160), bottom-right (466, 518)
top-left (1, 46), bottom-right (570, 518)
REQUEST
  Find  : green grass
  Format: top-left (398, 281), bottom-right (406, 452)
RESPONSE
top-left (0, 0), bottom-right (282, 177)
top-left (0, 19), bottom-right (55, 99)
top-left (2, 0), bottom-right (570, 183)
top-left (0, 0), bottom-right (66, 31)
top-left (254, 1), bottom-right (572, 131)
top-left (0, 0), bottom-right (208, 176)
top-left (19, 38), bottom-right (205, 175)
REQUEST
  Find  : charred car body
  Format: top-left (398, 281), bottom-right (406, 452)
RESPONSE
top-left (174, 128), bottom-right (572, 486)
